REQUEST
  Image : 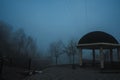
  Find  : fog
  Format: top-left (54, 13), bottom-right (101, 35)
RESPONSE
top-left (1, 0), bottom-right (120, 53)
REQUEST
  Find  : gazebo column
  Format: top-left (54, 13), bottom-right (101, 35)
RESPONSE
top-left (92, 49), bottom-right (95, 66)
top-left (100, 47), bottom-right (104, 69)
top-left (117, 48), bottom-right (120, 62)
top-left (110, 49), bottom-right (113, 63)
top-left (79, 48), bottom-right (83, 66)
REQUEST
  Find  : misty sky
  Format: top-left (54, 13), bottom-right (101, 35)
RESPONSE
top-left (1, 0), bottom-right (120, 52)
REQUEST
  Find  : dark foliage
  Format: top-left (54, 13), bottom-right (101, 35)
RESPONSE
top-left (0, 21), bottom-right (51, 77)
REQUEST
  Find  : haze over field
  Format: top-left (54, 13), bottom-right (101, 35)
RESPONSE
top-left (1, 0), bottom-right (120, 52)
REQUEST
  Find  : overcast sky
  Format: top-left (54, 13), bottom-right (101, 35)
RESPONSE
top-left (1, 0), bottom-right (120, 52)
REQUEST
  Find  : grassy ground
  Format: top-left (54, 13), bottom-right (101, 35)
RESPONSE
top-left (24, 65), bottom-right (120, 80)
top-left (1, 64), bottom-right (120, 80)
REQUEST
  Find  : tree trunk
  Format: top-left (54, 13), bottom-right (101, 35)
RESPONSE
top-left (55, 57), bottom-right (58, 65)
top-left (28, 58), bottom-right (32, 71)
top-left (68, 56), bottom-right (72, 64)
top-left (73, 53), bottom-right (75, 65)
top-left (72, 53), bottom-right (75, 69)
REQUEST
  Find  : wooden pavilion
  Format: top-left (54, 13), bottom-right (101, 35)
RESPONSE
top-left (77, 31), bottom-right (120, 69)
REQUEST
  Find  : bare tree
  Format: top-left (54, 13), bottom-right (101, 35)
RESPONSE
top-left (0, 22), bottom-right (39, 70)
top-left (64, 46), bottom-right (72, 64)
top-left (49, 40), bottom-right (64, 65)
top-left (65, 39), bottom-right (77, 69)
top-left (0, 21), bottom-right (13, 57)
top-left (11, 28), bottom-right (38, 68)
top-left (12, 29), bottom-right (27, 57)
top-left (0, 22), bottom-right (14, 75)
top-left (25, 36), bottom-right (38, 71)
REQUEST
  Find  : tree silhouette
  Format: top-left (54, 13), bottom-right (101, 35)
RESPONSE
top-left (49, 40), bottom-right (64, 65)
top-left (25, 36), bottom-right (37, 70)
top-left (0, 21), bottom-right (13, 76)
top-left (0, 21), bottom-right (39, 69)
top-left (65, 39), bottom-right (77, 69)
top-left (0, 21), bottom-right (13, 57)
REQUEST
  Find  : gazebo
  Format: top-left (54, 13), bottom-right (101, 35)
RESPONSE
top-left (77, 31), bottom-right (120, 69)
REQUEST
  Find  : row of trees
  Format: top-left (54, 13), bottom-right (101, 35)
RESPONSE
top-left (1, 21), bottom-right (118, 71)
top-left (49, 39), bottom-right (78, 67)
top-left (0, 21), bottom-right (79, 70)
top-left (49, 39), bottom-right (119, 67)
top-left (0, 21), bottom-right (43, 70)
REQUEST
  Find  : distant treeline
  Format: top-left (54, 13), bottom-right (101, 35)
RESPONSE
top-left (1, 21), bottom-right (117, 71)
top-left (0, 21), bottom-right (80, 70)
top-left (0, 21), bottom-right (51, 70)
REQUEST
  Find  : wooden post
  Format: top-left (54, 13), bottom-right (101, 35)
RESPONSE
top-left (100, 47), bottom-right (104, 69)
top-left (79, 48), bottom-right (83, 66)
top-left (92, 49), bottom-right (95, 66)
top-left (110, 49), bottom-right (113, 64)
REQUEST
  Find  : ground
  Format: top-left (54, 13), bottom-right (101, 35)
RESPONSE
top-left (1, 65), bottom-right (120, 80)
top-left (24, 65), bottom-right (120, 80)
top-left (0, 66), bottom-right (28, 80)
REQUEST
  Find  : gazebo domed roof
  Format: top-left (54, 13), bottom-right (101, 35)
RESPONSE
top-left (78, 31), bottom-right (118, 44)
